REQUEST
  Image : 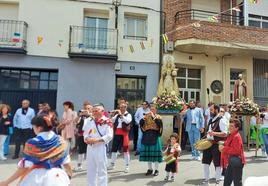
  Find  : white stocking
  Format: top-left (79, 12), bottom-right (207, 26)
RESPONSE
top-left (215, 166), bottom-right (221, 180)
top-left (148, 162), bottom-right (153, 170)
top-left (124, 152), bottom-right (130, 166)
top-left (203, 164), bottom-right (210, 180)
top-left (111, 152), bottom-right (117, 164)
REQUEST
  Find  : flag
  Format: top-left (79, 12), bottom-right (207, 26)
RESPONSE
top-left (250, 0), bottom-right (259, 3)
top-left (37, 36), bottom-right (43, 45)
top-left (12, 32), bottom-right (21, 42)
top-left (208, 16), bottom-right (219, 22)
top-left (192, 22), bottom-right (201, 28)
top-left (58, 40), bottom-right (63, 47)
top-left (129, 45), bottom-right (134, 53)
top-left (232, 7), bottom-right (241, 12)
top-left (140, 41), bottom-right (145, 50)
top-left (162, 34), bottom-right (168, 44)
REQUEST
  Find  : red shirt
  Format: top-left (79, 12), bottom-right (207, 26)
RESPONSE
top-left (221, 131), bottom-right (246, 168)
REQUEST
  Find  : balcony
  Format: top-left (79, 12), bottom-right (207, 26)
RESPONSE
top-left (0, 20), bottom-right (28, 54)
top-left (173, 9), bottom-right (268, 57)
top-left (68, 26), bottom-right (117, 60)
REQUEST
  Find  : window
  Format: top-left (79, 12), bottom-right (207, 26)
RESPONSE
top-left (124, 15), bottom-right (147, 40)
top-left (0, 68), bottom-right (58, 90)
top-left (248, 14), bottom-right (268, 29)
top-left (116, 76), bottom-right (146, 113)
top-left (84, 17), bottom-right (108, 49)
top-left (176, 67), bottom-right (201, 103)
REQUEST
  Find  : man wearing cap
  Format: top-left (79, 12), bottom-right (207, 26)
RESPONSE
top-left (83, 104), bottom-right (113, 186)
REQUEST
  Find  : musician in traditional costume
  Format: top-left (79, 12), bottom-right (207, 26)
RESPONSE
top-left (139, 104), bottom-right (163, 176)
top-left (163, 133), bottom-right (181, 182)
top-left (201, 104), bottom-right (227, 185)
top-left (74, 101), bottom-right (92, 171)
top-left (109, 103), bottom-right (132, 173)
top-left (0, 114), bottom-right (72, 186)
top-left (83, 104), bottom-right (113, 186)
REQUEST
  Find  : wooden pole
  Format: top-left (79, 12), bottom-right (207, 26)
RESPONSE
top-left (255, 115), bottom-right (261, 157)
top-left (178, 115), bottom-right (183, 146)
top-left (246, 115), bottom-right (251, 151)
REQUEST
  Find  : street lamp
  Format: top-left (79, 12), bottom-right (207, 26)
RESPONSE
top-left (112, 0), bottom-right (122, 29)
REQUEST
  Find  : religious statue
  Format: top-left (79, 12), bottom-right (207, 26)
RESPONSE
top-left (157, 54), bottom-right (179, 96)
top-left (234, 74), bottom-right (247, 100)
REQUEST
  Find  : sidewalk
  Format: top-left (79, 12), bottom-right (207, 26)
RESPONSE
top-left (1, 147), bottom-right (267, 186)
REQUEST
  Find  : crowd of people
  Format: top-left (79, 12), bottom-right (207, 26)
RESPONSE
top-left (0, 98), bottom-right (267, 186)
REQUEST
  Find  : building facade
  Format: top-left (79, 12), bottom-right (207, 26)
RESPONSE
top-left (164, 0), bottom-right (268, 107)
top-left (0, 0), bottom-right (161, 114)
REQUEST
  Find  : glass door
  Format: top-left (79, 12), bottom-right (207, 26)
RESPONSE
top-left (115, 76), bottom-right (146, 114)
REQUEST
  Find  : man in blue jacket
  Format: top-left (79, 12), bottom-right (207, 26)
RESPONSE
top-left (185, 100), bottom-right (205, 161)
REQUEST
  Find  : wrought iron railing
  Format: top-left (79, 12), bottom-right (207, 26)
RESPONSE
top-left (175, 9), bottom-right (244, 26)
top-left (0, 20), bottom-right (28, 52)
top-left (69, 26), bottom-right (117, 56)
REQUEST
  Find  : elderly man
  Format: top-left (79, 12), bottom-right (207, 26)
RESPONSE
top-left (12, 99), bottom-right (35, 159)
top-left (83, 104), bottom-right (113, 186)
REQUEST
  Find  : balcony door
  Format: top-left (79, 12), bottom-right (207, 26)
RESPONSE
top-left (84, 17), bottom-right (108, 50)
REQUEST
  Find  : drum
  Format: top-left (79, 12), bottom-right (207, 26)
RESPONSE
top-left (195, 139), bottom-right (213, 151)
top-left (163, 154), bottom-right (176, 164)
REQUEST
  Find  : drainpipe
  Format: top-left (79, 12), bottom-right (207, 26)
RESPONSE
top-left (222, 54), bottom-right (232, 103)
top-left (159, 0), bottom-right (165, 81)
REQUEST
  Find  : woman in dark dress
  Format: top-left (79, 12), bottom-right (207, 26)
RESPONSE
top-left (139, 104), bottom-right (163, 176)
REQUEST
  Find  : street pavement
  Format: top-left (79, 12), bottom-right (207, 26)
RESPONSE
top-left (0, 148), bottom-right (268, 186)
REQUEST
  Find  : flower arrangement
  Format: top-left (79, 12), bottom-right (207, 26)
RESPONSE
top-left (152, 91), bottom-right (184, 112)
top-left (229, 97), bottom-right (259, 115)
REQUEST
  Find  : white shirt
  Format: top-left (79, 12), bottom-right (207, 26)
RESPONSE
top-left (261, 112), bottom-right (268, 129)
top-left (83, 116), bottom-right (113, 145)
top-left (134, 107), bottom-right (150, 125)
top-left (112, 111), bottom-right (132, 128)
top-left (207, 114), bottom-right (227, 140)
top-left (205, 108), bottom-right (211, 124)
top-left (250, 116), bottom-right (257, 126)
top-left (13, 107), bottom-right (35, 129)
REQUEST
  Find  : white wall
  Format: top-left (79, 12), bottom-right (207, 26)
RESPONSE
top-left (191, 0), bottom-right (221, 12)
top-left (10, 0), bottom-right (160, 63)
top-left (172, 51), bottom-right (253, 105)
top-left (248, 0), bottom-right (268, 17)
top-left (0, 3), bottom-right (18, 20)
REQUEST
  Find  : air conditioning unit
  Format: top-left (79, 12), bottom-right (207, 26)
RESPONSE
top-left (164, 41), bottom-right (174, 52)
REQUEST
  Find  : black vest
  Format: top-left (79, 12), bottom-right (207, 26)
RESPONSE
top-left (208, 116), bottom-right (226, 143)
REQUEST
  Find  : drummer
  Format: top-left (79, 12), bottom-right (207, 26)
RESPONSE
top-left (201, 104), bottom-right (228, 185)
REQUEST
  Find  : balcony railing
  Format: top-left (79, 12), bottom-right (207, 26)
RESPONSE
top-left (0, 20), bottom-right (28, 53)
top-left (175, 9), bottom-right (244, 26)
top-left (69, 26), bottom-right (117, 59)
